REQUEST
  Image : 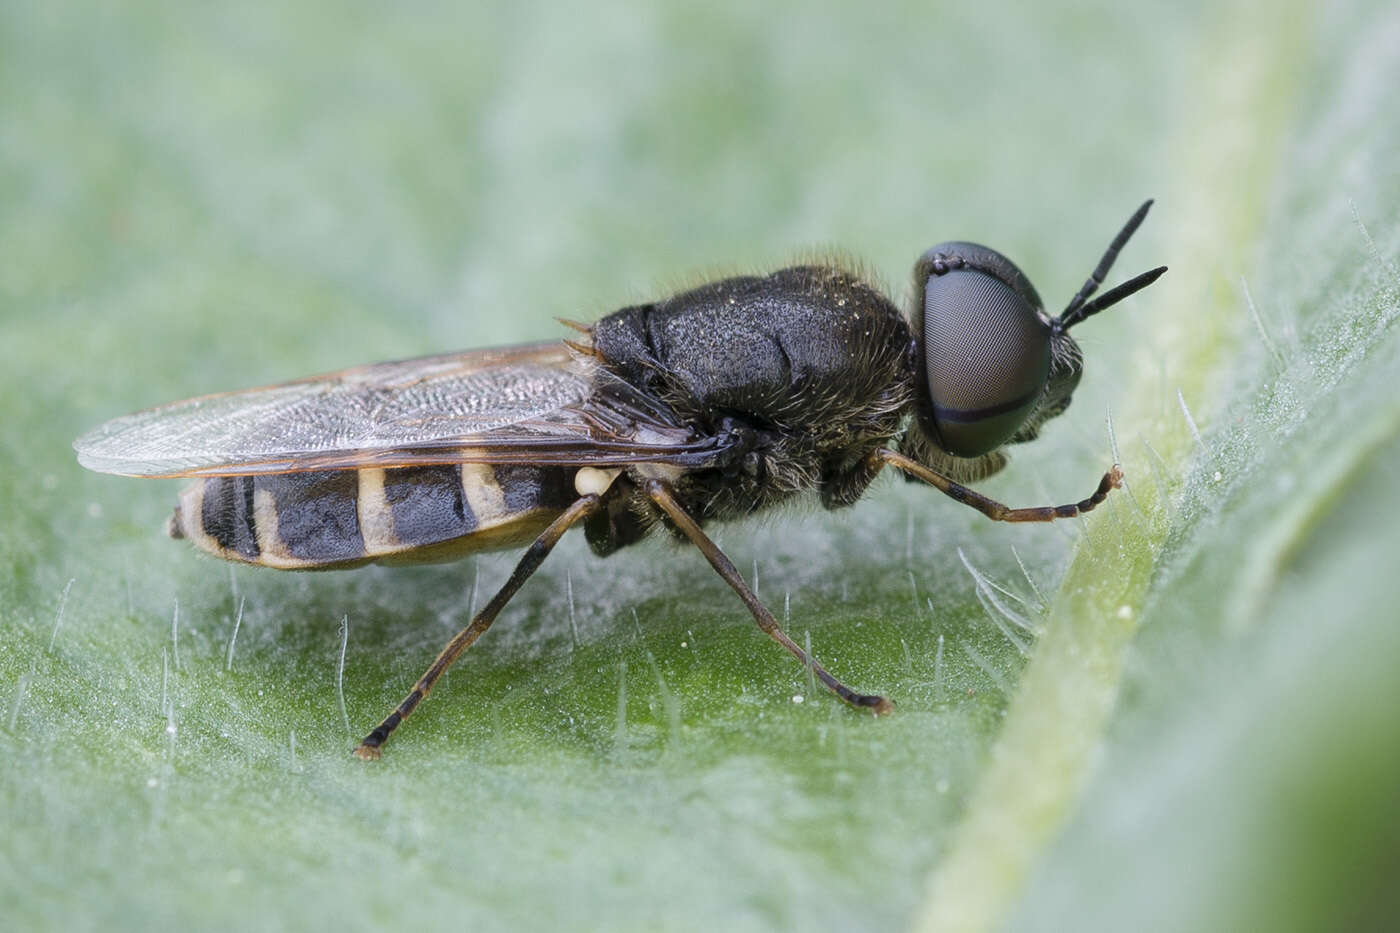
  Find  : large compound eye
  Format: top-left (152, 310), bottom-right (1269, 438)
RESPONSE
top-left (921, 242), bottom-right (1052, 457)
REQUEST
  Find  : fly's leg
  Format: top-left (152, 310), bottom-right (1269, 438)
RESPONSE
top-left (875, 449), bottom-right (1121, 523)
top-left (354, 494), bottom-right (601, 760)
top-left (644, 479), bottom-right (892, 714)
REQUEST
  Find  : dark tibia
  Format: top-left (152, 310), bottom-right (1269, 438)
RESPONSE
top-left (354, 494), bottom-right (601, 760)
top-left (644, 479), bottom-right (892, 714)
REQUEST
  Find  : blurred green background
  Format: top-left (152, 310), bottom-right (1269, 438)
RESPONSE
top-left (3, 1), bottom-right (1398, 930)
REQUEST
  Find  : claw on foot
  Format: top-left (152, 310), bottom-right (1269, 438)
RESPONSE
top-left (859, 694), bottom-right (895, 716)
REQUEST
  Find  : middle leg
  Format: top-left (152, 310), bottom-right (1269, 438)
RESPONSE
top-left (645, 478), bottom-right (892, 714)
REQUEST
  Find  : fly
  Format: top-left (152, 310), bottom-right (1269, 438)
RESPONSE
top-left (75, 201), bottom-right (1167, 758)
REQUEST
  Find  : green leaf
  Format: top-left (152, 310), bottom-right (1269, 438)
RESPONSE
top-left (3, 2), bottom-right (1396, 931)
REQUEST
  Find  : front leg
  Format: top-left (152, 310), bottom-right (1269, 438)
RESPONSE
top-left (874, 448), bottom-right (1122, 522)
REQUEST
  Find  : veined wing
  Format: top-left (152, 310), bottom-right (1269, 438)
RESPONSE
top-left (75, 340), bottom-right (730, 477)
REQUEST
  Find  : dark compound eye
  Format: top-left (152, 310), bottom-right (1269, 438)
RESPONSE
top-left (914, 202), bottom-right (1168, 459)
top-left (920, 242), bottom-right (1052, 457)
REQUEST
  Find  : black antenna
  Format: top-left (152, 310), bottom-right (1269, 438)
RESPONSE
top-left (1058, 199), bottom-right (1164, 330)
top-left (1061, 265), bottom-right (1168, 330)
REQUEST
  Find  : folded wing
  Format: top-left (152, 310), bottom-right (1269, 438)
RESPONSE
top-left (75, 341), bottom-right (729, 477)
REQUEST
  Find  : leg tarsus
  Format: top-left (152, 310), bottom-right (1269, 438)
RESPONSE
top-left (875, 449), bottom-right (1122, 524)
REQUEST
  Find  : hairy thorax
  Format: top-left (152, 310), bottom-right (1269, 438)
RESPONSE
top-left (589, 264), bottom-right (917, 526)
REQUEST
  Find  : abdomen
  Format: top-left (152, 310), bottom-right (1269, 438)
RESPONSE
top-left (170, 465), bottom-right (575, 570)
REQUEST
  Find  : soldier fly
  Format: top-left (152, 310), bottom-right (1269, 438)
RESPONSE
top-left (75, 200), bottom-right (1165, 758)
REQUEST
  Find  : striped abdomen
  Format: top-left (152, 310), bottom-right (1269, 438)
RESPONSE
top-left (170, 465), bottom-right (575, 570)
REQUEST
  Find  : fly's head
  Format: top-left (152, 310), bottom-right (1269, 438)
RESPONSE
top-left (903, 200), bottom-right (1167, 467)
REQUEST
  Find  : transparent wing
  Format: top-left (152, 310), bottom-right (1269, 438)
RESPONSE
top-left (75, 340), bottom-right (729, 477)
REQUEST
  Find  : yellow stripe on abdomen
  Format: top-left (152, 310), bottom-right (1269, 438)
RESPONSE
top-left (357, 468), bottom-right (402, 555)
top-left (460, 463), bottom-right (507, 524)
